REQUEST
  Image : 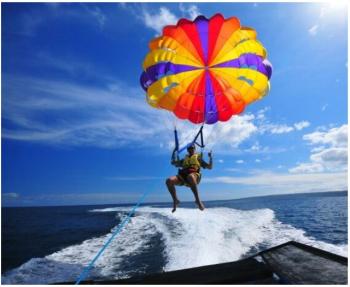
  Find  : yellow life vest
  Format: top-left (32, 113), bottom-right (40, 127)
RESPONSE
top-left (183, 154), bottom-right (201, 171)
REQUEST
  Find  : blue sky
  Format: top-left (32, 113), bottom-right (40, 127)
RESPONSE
top-left (2, 2), bottom-right (348, 207)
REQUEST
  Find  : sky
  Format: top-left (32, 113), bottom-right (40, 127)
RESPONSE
top-left (2, 1), bottom-right (348, 207)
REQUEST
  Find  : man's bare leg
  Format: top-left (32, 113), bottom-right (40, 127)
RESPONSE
top-left (166, 176), bottom-right (181, 212)
top-left (187, 174), bottom-right (205, 211)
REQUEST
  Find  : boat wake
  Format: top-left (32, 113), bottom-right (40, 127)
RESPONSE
top-left (2, 206), bottom-right (348, 284)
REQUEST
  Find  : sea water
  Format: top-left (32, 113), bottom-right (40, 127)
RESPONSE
top-left (1, 191), bottom-right (347, 284)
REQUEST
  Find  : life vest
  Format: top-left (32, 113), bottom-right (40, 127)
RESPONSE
top-left (182, 154), bottom-right (201, 172)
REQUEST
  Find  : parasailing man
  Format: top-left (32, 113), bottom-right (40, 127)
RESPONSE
top-left (140, 14), bottom-right (272, 213)
top-left (166, 144), bottom-right (213, 213)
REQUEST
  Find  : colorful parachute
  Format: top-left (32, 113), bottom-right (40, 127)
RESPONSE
top-left (140, 13), bottom-right (272, 124)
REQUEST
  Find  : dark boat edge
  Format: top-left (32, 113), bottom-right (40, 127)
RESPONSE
top-left (56, 240), bottom-right (348, 285)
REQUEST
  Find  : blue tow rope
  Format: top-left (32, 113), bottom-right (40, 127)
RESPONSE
top-left (75, 190), bottom-right (151, 284)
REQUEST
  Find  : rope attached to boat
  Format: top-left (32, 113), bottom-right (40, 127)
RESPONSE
top-left (75, 190), bottom-right (151, 284)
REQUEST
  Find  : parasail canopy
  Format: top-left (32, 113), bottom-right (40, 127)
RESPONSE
top-left (140, 13), bottom-right (272, 125)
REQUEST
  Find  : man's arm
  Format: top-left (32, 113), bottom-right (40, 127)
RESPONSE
top-left (200, 151), bottom-right (213, 169)
top-left (171, 158), bottom-right (183, 168)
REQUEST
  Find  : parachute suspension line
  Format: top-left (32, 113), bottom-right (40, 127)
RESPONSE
top-left (171, 127), bottom-right (180, 162)
top-left (75, 190), bottom-right (151, 285)
top-left (199, 124), bottom-right (205, 158)
top-left (172, 124), bottom-right (206, 161)
top-left (192, 124), bottom-right (205, 150)
top-left (172, 113), bottom-right (178, 131)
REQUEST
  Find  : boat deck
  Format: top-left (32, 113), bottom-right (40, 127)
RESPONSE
top-left (260, 241), bottom-right (347, 284)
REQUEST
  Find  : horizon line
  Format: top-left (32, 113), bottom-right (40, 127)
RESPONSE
top-left (2, 190), bottom-right (347, 208)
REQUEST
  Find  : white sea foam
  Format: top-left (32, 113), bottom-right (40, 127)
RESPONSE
top-left (2, 206), bottom-right (348, 284)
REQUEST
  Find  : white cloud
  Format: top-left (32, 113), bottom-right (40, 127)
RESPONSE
top-left (204, 171), bottom-right (347, 194)
top-left (257, 109), bottom-right (310, 134)
top-left (244, 142), bottom-right (282, 154)
top-left (310, 147), bottom-right (347, 170)
top-left (260, 122), bottom-right (302, 134)
top-left (179, 3), bottom-right (200, 20)
top-left (124, 4), bottom-right (200, 34)
top-left (14, 4), bottom-right (108, 37)
top-left (3, 193), bottom-right (20, 199)
top-left (264, 121), bottom-right (309, 134)
top-left (289, 162), bottom-right (324, 174)
top-left (106, 176), bottom-right (161, 181)
top-left (225, 168), bottom-right (241, 172)
top-left (255, 159), bottom-right (261, 163)
top-left (290, 125), bottom-right (348, 173)
top-left (248, 142), bottom-right (261, 152)
top-left (294, 121), bottom-right (310, 130)
top-left (203, 114), bottom-right (258, 151)
top-left (139, 4), bottom-right (201, 35)
top-left (269, 124), bottom-right (294, 134)
top-left (141, 7), bottom-right (178, 34)
top-left (218, 159), bottom-right (224, 163)
top-left (311, 146), bottom-right (326, 153)
top-left (303, 125), bottom-right (347, 147)
top-left (236, 160), bottom-right (244, 164)
top-left (256, 112), bottom-right (265, 121)
top-left (309, 24), bottom-right (319, 36)
top-left (2, 75), bottom-right (168, 148)
top-left (36, 52), bottom-right (95, 77)
top-left (81, 4), bottom-right (106, 28)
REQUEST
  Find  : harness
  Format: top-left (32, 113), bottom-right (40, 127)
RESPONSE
top-left (177, 154), bottom-right (202, 186)
top-left (182, 154), bottom-right (201, 172)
